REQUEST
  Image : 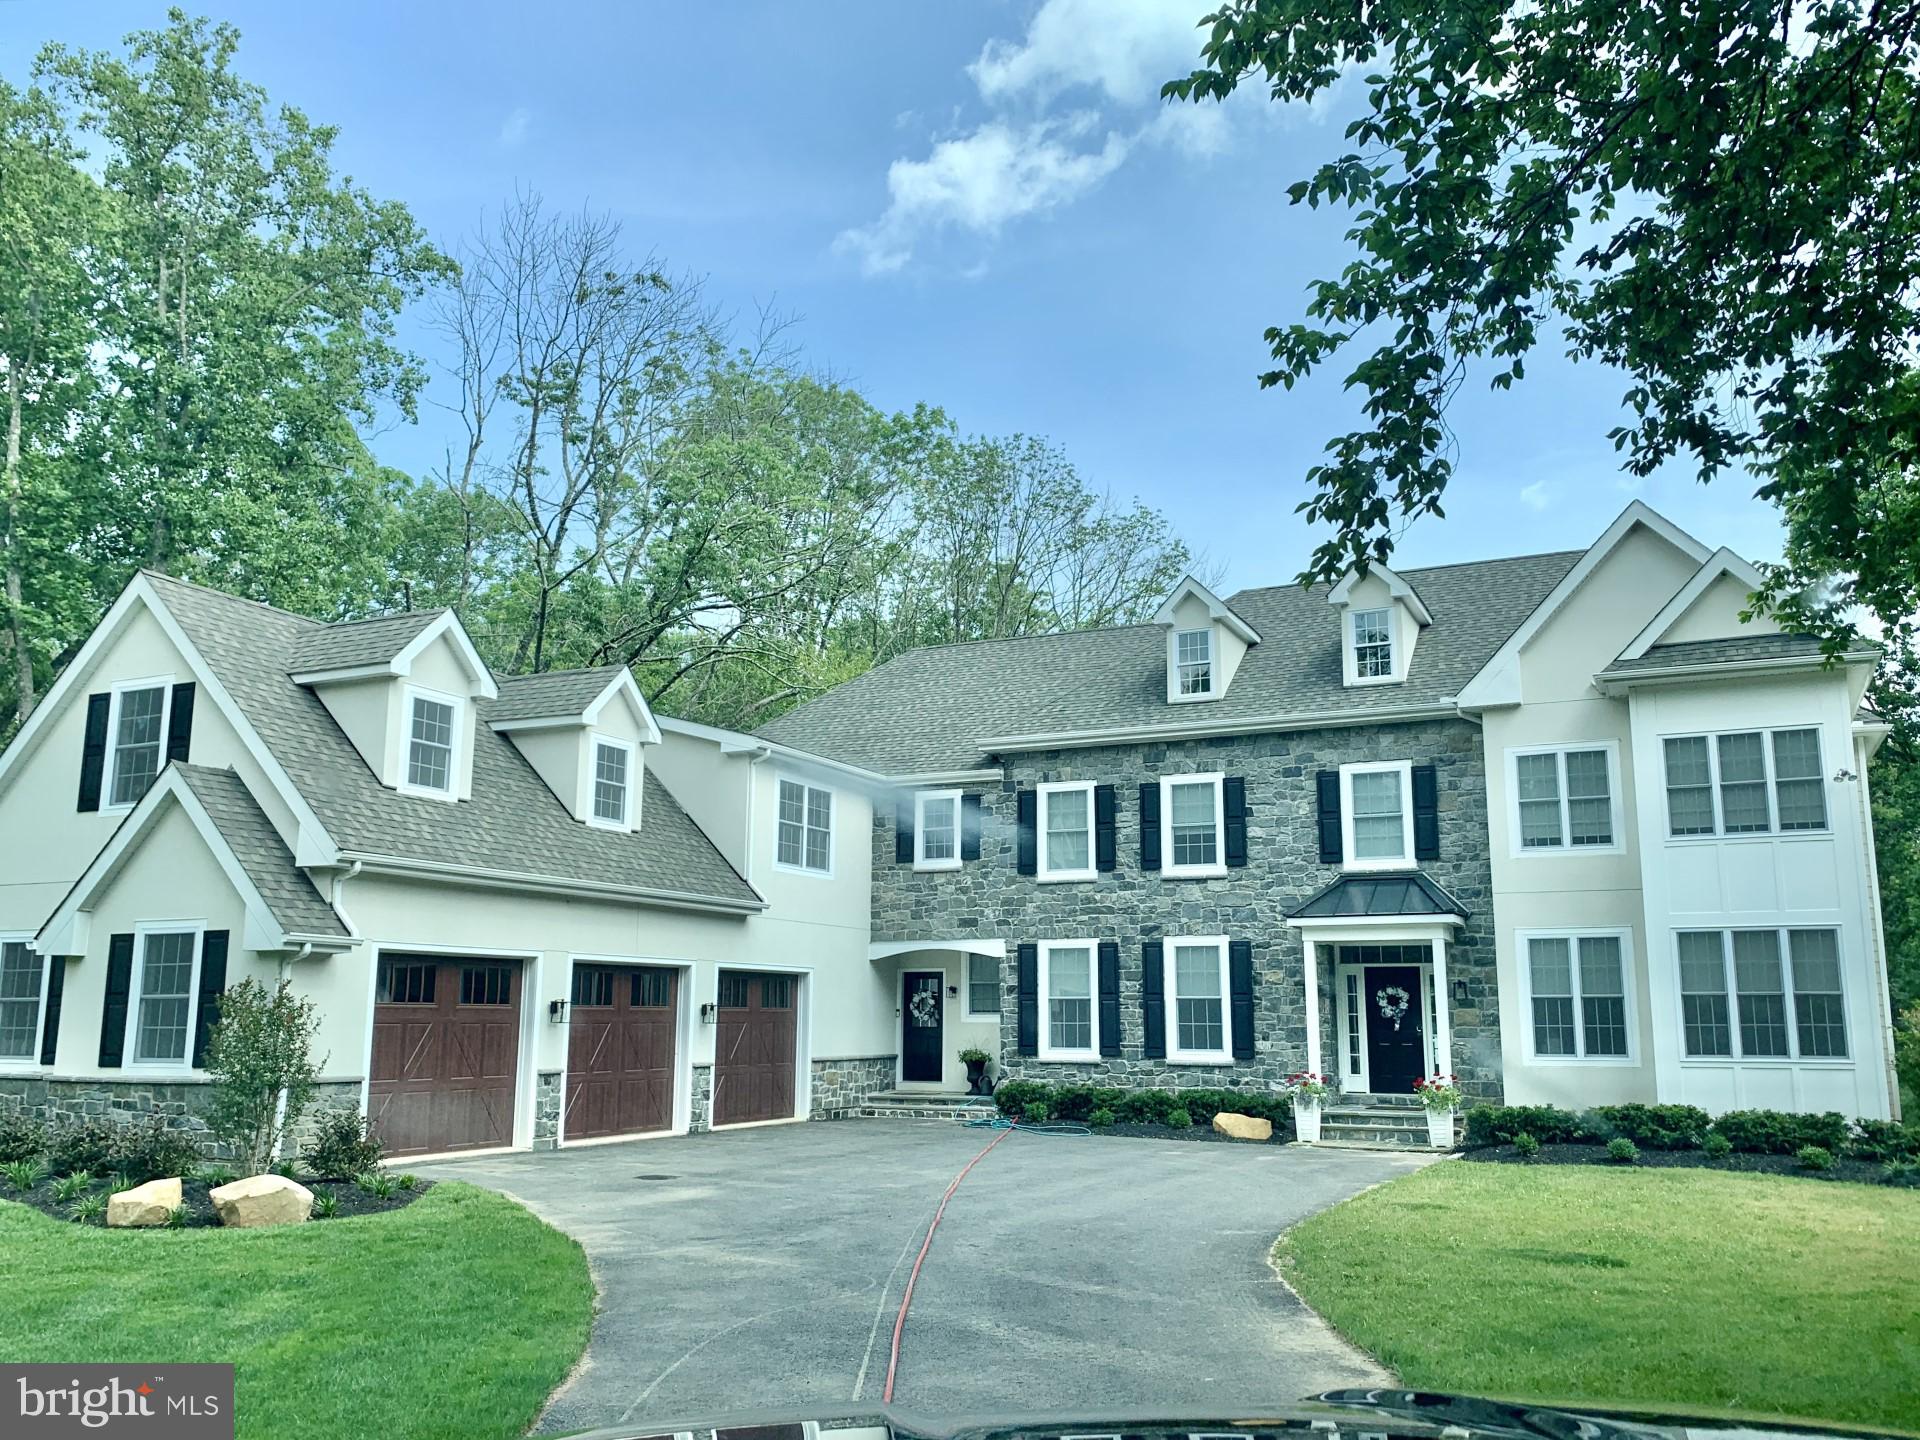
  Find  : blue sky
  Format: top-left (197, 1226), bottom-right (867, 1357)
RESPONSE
top-left (1, 0), bottom-right (1783, 594)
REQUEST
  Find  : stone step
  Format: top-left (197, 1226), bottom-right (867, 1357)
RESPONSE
top-left (1324, 1105), bottom-right (1432, 1126)
top-left (858, 1091), bottom-right (998, 1123)
top-left (1314, 1136), bottom-right (1442, 1152)
top-left (1320, 1115), bottom-right (1432, 1146)
top-left (1335, 1091), bottom-right (1424, 1108)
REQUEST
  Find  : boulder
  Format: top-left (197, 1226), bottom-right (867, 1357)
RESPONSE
top-left (107, 1176), bottom-right (182, 1228)
top-left (210, 1173), bottom-right (313, 1228)
top-left (1211, 1111), bottom-right (1273, 1142)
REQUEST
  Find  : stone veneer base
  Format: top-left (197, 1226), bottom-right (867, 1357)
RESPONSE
top-left (0, 1076), bottom-right (365, 1164)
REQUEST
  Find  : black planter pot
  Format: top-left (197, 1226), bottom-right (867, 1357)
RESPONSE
top-left (965, 1057), bottom-right (989, 1095)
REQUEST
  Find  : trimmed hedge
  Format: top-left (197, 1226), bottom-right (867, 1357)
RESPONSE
top-left (1464, 1101), bottom-right (1901, 1158)
top-left (1591, 1103), bottom-right (1712, 1150)
top-left (994, 1082), bottom-right (1291, 1129)
top-left (1464, 1104), bottom-right (1585, 1147)
top-left (1710, 1109), bottom-right (1849, 1155)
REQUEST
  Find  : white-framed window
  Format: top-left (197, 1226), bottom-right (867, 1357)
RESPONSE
top-left (1174, 628), bottom-right (1214, 698)
top-left (775, 775), bottom-right (833, 875)
top-left (1519, 929), bottom-right (1633, 1061)
top-left (964, 952), bottom-right (1001, 1019)
top-left (128, 923), bottom-right (204, 1068)
top-left (588, 736), bottom-right (634, 829)
top-left (1675, 927), bottom-right (1849, 1061)
top-left (1038, 781), bottom-right (1096, 881)
top-left (1037, 939), bottom-right (1099, 1061)
top-left (1159, 773), bottom-right (1225, 877)
top-left (0, 935), bottom-right (47, 1063)
top-left (1339, 760), bottom-right (1413, 870)
top-left (105, 676), bottom-right (174, 810)
top-left (1662, 727), bottom-right (1828, 839)
top-left (1165, 935), bottom-right (1231, 1063)
top-left (914, 789), bottom-right (962, 872)
top-left (1510, 744), bottom-right (1621, 854)
top-left (401, 686), bottom-right (463, 799)
top-left (1350, 607), bottom-right (1394, 682)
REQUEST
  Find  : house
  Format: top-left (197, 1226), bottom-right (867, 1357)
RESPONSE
top-left (0, 501), bottom-right (1897, 1163)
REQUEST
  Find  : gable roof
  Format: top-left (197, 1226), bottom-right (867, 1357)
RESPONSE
top-left (488, 667), bottom-right (662, 742)
top-left (1153, 575), bottom-right (1262, 643)
top-left (288, 610), bottom-right (445, 673)
top-left (140, 573), bottom-right (760, 911)
top-left (756, 550), bottom-right (1581, 774)
top-left (173, 765), bottom-right (349, 939)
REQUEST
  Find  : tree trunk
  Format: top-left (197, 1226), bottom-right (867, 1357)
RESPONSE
top-left (4, 363), bottom-right (33, 726)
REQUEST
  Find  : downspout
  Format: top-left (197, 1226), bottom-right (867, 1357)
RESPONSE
top-left (1855, 736), bottom-right (1902, 1120)
top-left (269, 946), bottom-right (310, 1164)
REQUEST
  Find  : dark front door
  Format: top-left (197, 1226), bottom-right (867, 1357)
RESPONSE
top-left (713, 971), bottom-right (797, 1125)
top-left (369, 955), bottom-right (522, 1157)
top-left (1363, 964), bottom-right (1426, 1094)
top-left (567, 965), bottom-right (678, 1139)
top-left (901, 970), bottom-right (944, 1083)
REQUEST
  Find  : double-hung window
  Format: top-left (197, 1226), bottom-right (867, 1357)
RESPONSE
top-left (1038, 781), bottom-right (1095, 881)
top-left (403, 688), bottom-right (461, 798)
top-left (590, 738), bottom-right (633, 828)
top-left (1038, 940), bottom-right (1098, 1060)
top-left (1166, 936), bottom-right (1230, 1063)
top-left (1674, 928), bottom-right (1848, 1060)
top-left (0, 937), bottom-right (46, 1062)
top-left (1351, 608), bottom-right (1393, 680)
top-left (106, 679), bottom-right (172, 809)
top-left (1339, 761), bottom-right (1413, 870)
top-left (1523, 931), bottom-right (1631, 1059)
top-left (130, 926), bottom-right (201, 1066)
top-left (776, 776), bottom-right (832, 874)
top-left (1160, 773), bottom-right (1225, 877)
top-left (1174, 629), bottom-right (1213, 697)
top-left (1663, 728), bottom-right (1828, 838)
top-left (1512, 746), bottom-right (1617, 851)
top-left (914, 789), bottom-right (962, 872)
top-left (965, 953), bottom-right (1001, 1019)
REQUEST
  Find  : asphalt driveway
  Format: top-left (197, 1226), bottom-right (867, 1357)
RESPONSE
top-left (419, 1120), bottom-right (1435, 1433)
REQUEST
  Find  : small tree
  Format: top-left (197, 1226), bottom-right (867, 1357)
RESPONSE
top-left (203, 978), bottom-right (321, 1173)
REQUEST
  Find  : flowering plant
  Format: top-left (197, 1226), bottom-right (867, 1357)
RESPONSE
top-left (1284, 1071), bottom-right (1334, 1101)
top-left (1413, 1073), bottom-right (1462, 1112)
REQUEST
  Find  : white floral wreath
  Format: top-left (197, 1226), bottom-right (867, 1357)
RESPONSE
top-left (1375, 985), bottom-right (1411, 1031)
top-left (909, 990), bottom-right (939, 1027)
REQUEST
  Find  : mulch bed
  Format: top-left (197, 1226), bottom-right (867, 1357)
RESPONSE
top-left (3, 1173), bottom-right (432, 1228)
top-left (1463, 1141), bottom-right (1903, 1185)
top-left (1080, 1119), bottom-right (1295, 1145)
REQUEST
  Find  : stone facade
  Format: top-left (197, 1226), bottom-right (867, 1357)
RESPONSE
top-left (531, 1070), bottom-right (563, 1149)
top-left (870, 719), bottom-right (1504, 1103)
top-left (810, 1055), bottom-right (897, 1117)
top-left (688, 1063), bottom-right (713, 1132)
top-left (0, 1076), bottom-right (365, 1163)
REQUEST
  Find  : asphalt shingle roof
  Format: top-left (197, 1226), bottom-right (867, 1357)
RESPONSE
top-left (490, 668), bottom-right (626, 724)
top-left (173, 764), bottom-right (348, 937)
top-left (142, 573), bottom-right (759, 908)
top-left (1287, 870), bottom-right (1470, 921)
top-left (756, 550), bottom-right (1584, 774)
top-left (288, 610), bottom-right (445, 673)
top-left (1601, 633), bottom-right (1830, 674)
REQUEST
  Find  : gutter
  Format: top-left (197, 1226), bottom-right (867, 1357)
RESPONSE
top-left (658, 716), bottom-right (1003, 789)
top-left (1595, 649), bottom-right (1880, 690)
top-left (976, 701), bottom-right (1466, 754)
top-left (340, 850), bottom-right (768, 915)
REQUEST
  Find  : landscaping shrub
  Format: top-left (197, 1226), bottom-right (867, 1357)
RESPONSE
top-left (0, 1110), bottom-right (47, 1165)
top-left (204, 977), bottom-right (321, 1173)
top-left (48, 1118), bottom-right (115, 1178)
top-left (1087, 1108), bottom-right (1115, 1128)
top-left (1885, 1160), bottom-right (1920, 1188)
top-left (1513, 1131), bottom-right (1540, 1158)
top-left (992, 1081), bottom-right (1049, 1119)
top-left (300, 1110), bottom-right (387, 1181)
top-left (997, 1082), bottom-right (1290, 1130)
top-left (1797, 1144), bottom-right (1835, 1172)
top-left (1117, 1089), bottom-right (1174, 1124)
top-left (1606, 1137), bottom-right (1640, 1164)
top-left (1021, 1101), bottom-right (1050, 1124)
top-left (108, 1116), bottom-right (201, 1184)
top-left (1592, 1103), bottom-right (1711, 1150)
top-left (1703, 1132), bottom-right (1733, 1159)
top-left (1711, 1109), bottom-right (1849, 1154)
top-left (1166, 1107), bottom-right (1193, 1128)
top-left (1848, 1118), bottom-right (1920, 1162)
top-left (1464, 1104), bottom-right (1583, 1147)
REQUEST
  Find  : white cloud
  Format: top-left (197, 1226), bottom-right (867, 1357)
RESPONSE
top-left (836, 117), bottom-right (1129, 275)
top-left (970, 0), bottom-right (1207, 106)
top-left (1519, 480), bottom-right (1553, 511)
top-left (499, 107), bottom-right (531, 148)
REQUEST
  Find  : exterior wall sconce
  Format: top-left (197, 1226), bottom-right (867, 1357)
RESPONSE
top-left (1451, 979), bottom-right (1470, 1005)
top-left (946, 984), bottom-right (959, 997)
top-left (548, 999), bottom-right (569, 1025)
top-left (699, 1001), bottom-right (717, 1024)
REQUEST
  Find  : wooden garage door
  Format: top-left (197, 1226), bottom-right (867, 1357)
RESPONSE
top-left (369, 956), bottom-right (522, 1157)
top-left (566, 964), bottom-right (678, 1140)
top-left (712, 971), bottom-right (797, 1126)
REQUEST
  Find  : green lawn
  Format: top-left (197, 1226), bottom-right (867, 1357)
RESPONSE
top-left (0, 1182), bottom-right (593, 1440)
top-left (1279, 1164), bottom-right (1920, 1433)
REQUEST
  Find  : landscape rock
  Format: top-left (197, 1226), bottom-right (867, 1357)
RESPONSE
top-left (106, 1176), bottom-right (182, 1228)
top-left (1211, 1111), bottom-right (1273, 1142)
top-left (210, 1173), bottom-right (313, 1228)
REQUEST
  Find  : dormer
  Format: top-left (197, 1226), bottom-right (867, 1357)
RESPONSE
top-left (289, 610), bottom-right (498, 803)
top-left (1329, 563), bottom-right (1432, 687)
top-left (1153, 576), bottom-right (1261, 703)
top-left (488, 667), bottom-right (661, 833)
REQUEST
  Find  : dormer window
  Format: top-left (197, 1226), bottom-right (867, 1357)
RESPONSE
top-left (402, 688), bottom-right (461, 798)
top-left (1351, 609), bottom-right (1393, 679)
top-left (1175, 629), bottom-right (1213, 696)
top-left (590, 737), bottom-right (633, 829)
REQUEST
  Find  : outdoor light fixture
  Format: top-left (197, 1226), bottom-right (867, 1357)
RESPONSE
top-left (947, 984), bottom-right (959, 997)
top-left (548, 999), bottom-right (568, 1025)
top-left (699, 1001), bottom-right (717, 1024)
top-left (1451, 979), bottom-right (1470, 1005)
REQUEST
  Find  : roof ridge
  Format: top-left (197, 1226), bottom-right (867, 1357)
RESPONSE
top-left (317, 608), bottom-right (448, 632)
top-left (140, 568), bottom-right (322, 626)
top-left (499, 664), bottom-right (625, 681)
top-left (1226, 547), bottom-right (1587, 603)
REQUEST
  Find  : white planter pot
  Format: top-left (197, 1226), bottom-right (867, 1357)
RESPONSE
top-left (1426, 1108), bottom-right (1456, 1149)
top-left (1294, 1097), bottom-right (1322, 1143)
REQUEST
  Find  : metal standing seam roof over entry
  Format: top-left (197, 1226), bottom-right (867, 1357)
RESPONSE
top-left (1285, 871), bottom-right (1471, 922)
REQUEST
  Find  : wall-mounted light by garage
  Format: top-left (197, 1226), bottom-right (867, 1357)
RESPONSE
top-left (699, 1001), bottom-right (718, 1025)
top-left (548, 999), bottom-right (569, 1025)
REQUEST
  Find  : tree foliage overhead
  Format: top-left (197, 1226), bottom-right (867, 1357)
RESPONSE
top-left (1166, 0), bottom-right (1920, 718)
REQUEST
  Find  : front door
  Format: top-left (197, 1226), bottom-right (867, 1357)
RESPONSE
top-left (901, 971), bottom-right (944, 1083)
top-left (1363, 965), bottom-right (1426, 1094)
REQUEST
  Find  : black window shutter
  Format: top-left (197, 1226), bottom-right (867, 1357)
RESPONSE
top-left (39, 956), bottom-right (66, 1065)
top-left (1094, 785), bottom-right (1117, 872)
top-left (1015, 942), bottom-right (1038, 1055)
top-left (895, 795), bottom-right (914, 864)
top-left (191, 930), bottom-right (230, 1069)
top-left (1315, 771), bottom-right (1343, 864)
top-left (960, 793), bottom-right (983, 861)
top-left (1141, 940), bottom-right (1166, 1058)
top-left (78, 693), bottom-right (111, 812)
top-left (99, 933), bottom-right (135, 1067)
top-left (1016, 790), bottom-right (1037, 875)
top-left (166, 682), bottom-right (196, 766)
top-left (1097, 941), bottom-right (1121, 1056)
top-left (1224, 776), bottom-right (1248, 867)
top-left (1229, 940), bottom-right (1256, 1060)
top-left (1138, 782), bottom-right (1161, 871)
top-left (1412, 764), bottom-right (1440, 861)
